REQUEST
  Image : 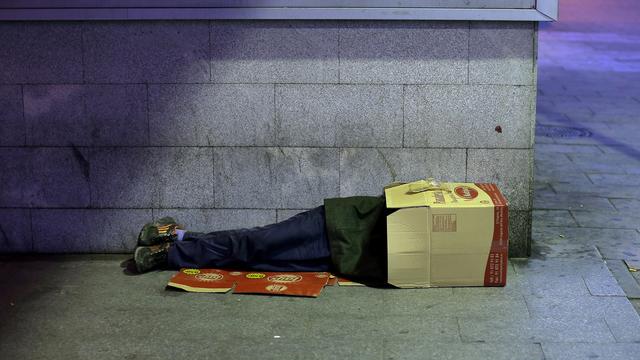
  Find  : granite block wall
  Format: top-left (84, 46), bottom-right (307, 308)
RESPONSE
top-left (0, 20), bottom-right (537, 257)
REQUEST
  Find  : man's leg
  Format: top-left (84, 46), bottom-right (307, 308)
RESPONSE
top-left (167, 206), bottom-right (331, 272)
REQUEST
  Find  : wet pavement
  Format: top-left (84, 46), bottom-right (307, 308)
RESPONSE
top-left (3, 1), bottom-right (640, 359)
top-left (529, 0), bottom-right (640, 357)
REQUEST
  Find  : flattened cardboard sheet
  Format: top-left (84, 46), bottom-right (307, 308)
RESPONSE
top-left (233, 272), bottom-right (330, 297)
top-left (167, 268), bottom-right (331, 297)
top-left (168, 269), bottom-right (235, 293)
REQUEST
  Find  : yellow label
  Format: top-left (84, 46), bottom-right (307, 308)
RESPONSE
top-left (182, 269), bottom-right (200, 275)
top-left (246, 273), bottom-right (266, 279)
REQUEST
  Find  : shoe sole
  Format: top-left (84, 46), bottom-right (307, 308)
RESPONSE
top-left (134, 246), bottom-right (151, 273)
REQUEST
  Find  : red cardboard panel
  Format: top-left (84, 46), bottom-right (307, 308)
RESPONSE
top-left (167, 268), bottom-right (239, 293)
top-left (167, 269), bottom-right (332, 297)
top-left (233, 272), bottom-right (330, 297)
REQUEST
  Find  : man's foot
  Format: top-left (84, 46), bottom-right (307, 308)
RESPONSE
top-left (134, 243), bottom-right (171, 273)
top-left (137, 217), bottom-right (182, 246)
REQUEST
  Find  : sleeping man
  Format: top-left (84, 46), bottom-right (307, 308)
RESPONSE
top-left (134, 195), bottom-right (389, 285)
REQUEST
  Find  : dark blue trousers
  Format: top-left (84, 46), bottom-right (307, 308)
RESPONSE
top-left (167, 206), bottom-right (332, 272)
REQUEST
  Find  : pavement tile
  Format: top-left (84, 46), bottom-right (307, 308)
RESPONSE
top-left (588, 173), bottom-right (640, 186)
top-left (458, 317), bottom-right (615, 343)
top-left (565, 158), bottom-right (633, 174)
top-left (542, 343), bottom-right (640, 360)
top-left (532, 226), bottom-right (640, 261)
top-left (386, 341), bottom-right (543, 360)
top-left (213, 339), bottom-right (384, 360)
top-left (572, 210), bottom-right (640, 230)
top-left (383, 289), bottom-right (528, 319)
top-left (397, 316), bottom-right (460, 342)
top-left (512, 258), bottom-right (613, 296)
top-left (525, 294), bottom-right (636, 320)
top-left (534, 162), bottom-right (586, 177)
top-left (236, 286), bottom-right (385, 319)
top-left (518, 273), bottom-right (591, 297)
top-left (305, 315), bottom-right (460, 342)
top-left (607, 311), bottom-right (640, 342)
top-left (599, 144), bottom-right (640, 155)
top-left (534, 134), bottom-right (556, 144)
top-left (534, 143), bottom-right (603, 155)
top-left (531, 240), bottom-right (601, 260)
top-left (598, 243), bottom-right (640, 263)
top-left (534, 151), bottom-right (573, 165)
top-left (608, 260), bottom-right (640, 299)
top-left (533, 173), bottom-right (592, 186)
top-left (552, 183), bottom-right (640, 199)
top-left (584, 272), bottom-right (627, 296)
top-left (568, 154), bottom-right (640, 174)
top-left (533, 182), bottom-right (553, 194)
top-left (533, 193), bottom-right (614, 211)
top-left (532, 210), bottom-right (578, 227)
top-left (526, 294), bottom-right (640, 342)
top-left (610, 198), bottom-right (640, 212)
top-left (513, 257), bottom-right (614, 274)
top-left (514, 255), bottom-right (624, 297)
top-left (303, 315), bottom-right (380, 340)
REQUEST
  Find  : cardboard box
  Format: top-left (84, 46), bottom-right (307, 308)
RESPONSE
top-left (385, 180), bottom-right (508, 288)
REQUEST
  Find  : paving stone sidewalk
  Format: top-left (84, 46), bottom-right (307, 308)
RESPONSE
top-left (528, 13), bottom-right (640, 359)
top-left (3, 11), bottom-right (640, 360)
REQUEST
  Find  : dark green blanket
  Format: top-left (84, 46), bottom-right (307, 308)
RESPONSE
top-left (323, 196), bottom-right (388, 285)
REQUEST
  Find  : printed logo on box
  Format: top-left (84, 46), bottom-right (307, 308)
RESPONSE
top-left (266, 284), bottom-right (288, 293)
top-left (267, 274), bottom-right (303, 283)
top-left (195, 273), bottom-right (223, 282)
top-left (454, 186), bottom-right (479, 200)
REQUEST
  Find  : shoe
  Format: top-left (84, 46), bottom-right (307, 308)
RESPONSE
top-left (134, 243), bottom-right (171, 273)
top-left (137, 217), bottom-right (182, 246)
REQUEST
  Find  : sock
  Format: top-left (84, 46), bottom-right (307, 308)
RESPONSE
top-left (175, 229), bottom-right (186, 241)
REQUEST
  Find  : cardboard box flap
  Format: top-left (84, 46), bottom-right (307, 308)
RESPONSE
top-left (387, 207), bottom-right (431, 288)
top-left (386, 181), bottom-right (498, 209)
top-left (385, 181), bottom-right (430, 208)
